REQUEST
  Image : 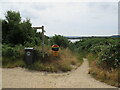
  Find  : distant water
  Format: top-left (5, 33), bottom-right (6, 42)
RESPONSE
top-left (68, 39), bottom-right (82, 43)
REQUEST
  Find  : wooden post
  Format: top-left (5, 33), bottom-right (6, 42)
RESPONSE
top-left (42, 26), bottom-right (45, 58)
top-left (33, 26), bottom-right (45, 58)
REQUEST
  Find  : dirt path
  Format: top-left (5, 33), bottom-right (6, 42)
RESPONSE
top-left (2, 59), bottom-right (116, 88)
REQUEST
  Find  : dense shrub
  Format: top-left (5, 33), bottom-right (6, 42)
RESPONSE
top-left (70, 37), bottom-right (119, 69)
top-left (50, 35), bottom-right (70, 48)
top-left (2, 44), bottom-right (24, 64)
top-left (90, 45), bottom-right (105, 54)
top-left (3, 45), bottom-right (20, 59)
top-left (98, 44), bottom-right (120, 69)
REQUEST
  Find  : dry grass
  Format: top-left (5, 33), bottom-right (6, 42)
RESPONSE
top-left (2, 47), bottom-right (82, 72)
top-left (27, 48), bottom-right (81, 72)
top-left (60, 49), bottom-right (78, 65)
top-left (50, 48), bottom-right (80, 72)
top-left (2, 58), bottom-right (25, 68)
top-left (88, 59), bottom-right (119, 87)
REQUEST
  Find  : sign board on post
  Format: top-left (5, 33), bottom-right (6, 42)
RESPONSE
top-left (33, 26), bottom-right (45, 58)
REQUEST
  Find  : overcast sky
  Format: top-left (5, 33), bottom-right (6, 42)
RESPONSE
top-left (0, 1), bottom-right (118, 36)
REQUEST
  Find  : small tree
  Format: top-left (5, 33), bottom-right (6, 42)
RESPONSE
top-left (2, 10), bottom-right (41, 45)
top-left (5, 10), bottom-right (21, 25)
top-left (50, 35), bottom-right (70, 48)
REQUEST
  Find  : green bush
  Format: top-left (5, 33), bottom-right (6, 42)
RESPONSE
top-left (50, 35), bottom-right (70, 48)
top-left (2, 45), bottom-right (20, 59)
top-left (98, 44), bottom-right (120, 69)
top-left (71, 38), bottom-right (116, 53)
top-left (2, 44), bottom-right (24, 66)
top-left (90, 45), bottom-right (105, 54)
top-left (70, 37), bottom-right (119, 69)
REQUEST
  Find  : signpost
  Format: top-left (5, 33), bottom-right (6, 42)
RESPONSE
top-left (33, 26), bottom-right (45, 58)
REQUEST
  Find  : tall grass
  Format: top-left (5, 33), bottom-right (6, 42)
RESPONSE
top-left (87, 53), bottom-right (119, 87)
top-left (2, 45), bottom-right (81, 72)
top-left (28, 48), bottom-right (81, 72)
top-left (2, 58), bottom-right (25, 68)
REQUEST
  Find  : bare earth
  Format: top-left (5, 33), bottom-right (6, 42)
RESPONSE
top-left (2, 59), bottom-right (117, 88)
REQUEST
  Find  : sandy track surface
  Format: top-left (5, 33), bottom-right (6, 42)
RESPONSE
top-left (2, 59), bottom-right (116, 88)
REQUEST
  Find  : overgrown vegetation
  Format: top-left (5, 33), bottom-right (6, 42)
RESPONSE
top-left (87, 53), bottom-right (119, 87)
top-left (2, 44), bottom-right (80, 72)
top-left (71, 37), bottom-right (120, 87)
top-left (71, 38), bottom-right (119, 69)
top-left (27, 48), bottom-right (81, 72)
top-left (2, 10), bottom-right (82, 72)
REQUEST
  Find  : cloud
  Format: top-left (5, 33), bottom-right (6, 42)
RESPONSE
top-left (0, 0), bottom-right (119, 2)
top-left (0, 2), bottom-right (118, 36)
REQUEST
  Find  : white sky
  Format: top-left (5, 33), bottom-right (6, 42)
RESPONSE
top-left (0, 0), bottom-right (118, 36)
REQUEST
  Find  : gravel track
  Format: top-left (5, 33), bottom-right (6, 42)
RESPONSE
top-left (2, 59), bottom-right (116, 88)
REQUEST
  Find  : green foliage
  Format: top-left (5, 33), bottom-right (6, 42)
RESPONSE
top-left (50, 35), bottom-right (70, 48)
top-left (90, 45), bottom-right (105, 54)
top-left (3, 45), bottom-right (20, 59)
top-left (98, 44), bottom-right (120, 69)
top-left (72, 38), bottom-right (111, 52)
top-left (2, 44), bottom-right (24, 65)
top-left (5, 10), bottom-right (21, 25)
top-left (70, 37), bottom-right (120, 69)
top-left (3, 11), bottom-right (23, 44)
top-left (2, 10), bottom-right (78, 72)
top-left (77, 52), bottom-right (87, 63)
top-left (2, 10), bottom-right (44, 46)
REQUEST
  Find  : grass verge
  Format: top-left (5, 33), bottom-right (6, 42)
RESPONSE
top-left (2, 58), bottom-right (25, 68)
top-left (87, 53), bottom-right (119, 87)
top-left (2, 48), bottom-right (82, 72)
